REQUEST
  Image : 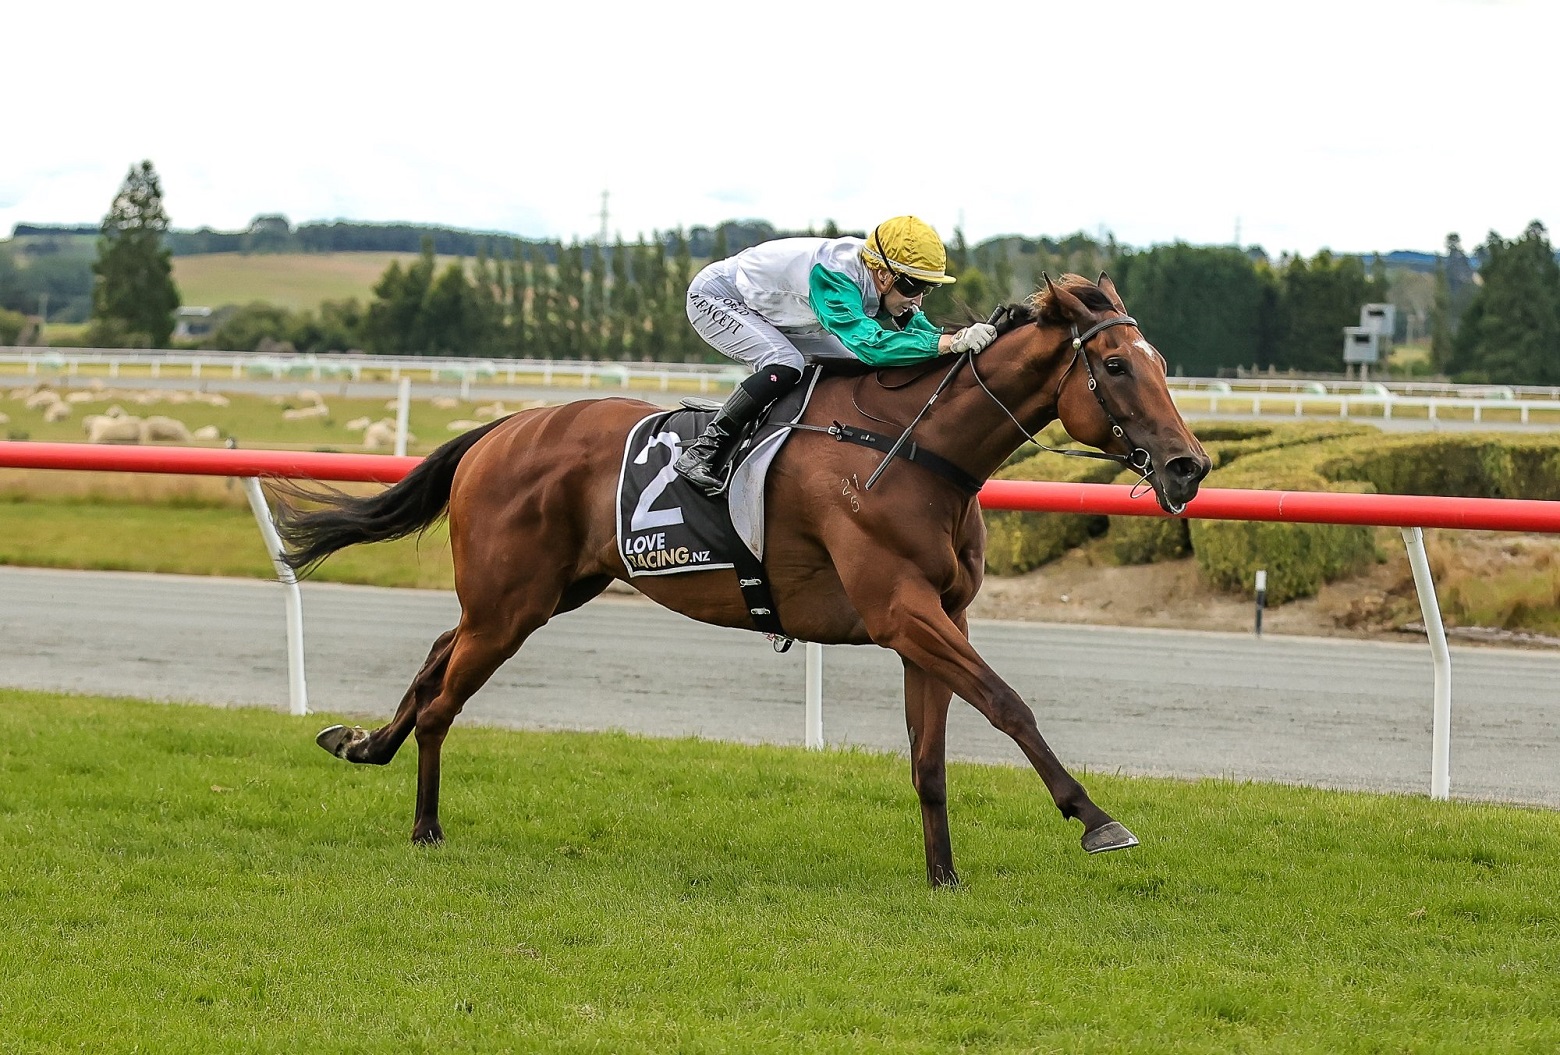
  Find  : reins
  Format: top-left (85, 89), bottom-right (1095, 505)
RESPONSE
top-left (789, 296), bottom-right (1175, 508)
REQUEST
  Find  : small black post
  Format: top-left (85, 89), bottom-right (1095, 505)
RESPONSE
top-left (1254, 569), bottom-right (1267, 637)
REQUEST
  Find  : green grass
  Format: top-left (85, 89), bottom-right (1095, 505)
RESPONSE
top-left (3, 688), bottom-right (1559, 1053)
top-left (170, 252), bottom-right (462, 312)
top-left (0, 498), bottom-right (454, 588)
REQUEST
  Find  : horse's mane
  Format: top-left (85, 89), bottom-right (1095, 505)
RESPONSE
top-left (1000, 274), bottom-right (1117, 331)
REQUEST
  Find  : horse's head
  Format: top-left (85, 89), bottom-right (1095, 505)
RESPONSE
top-left (1002, 273), bottom-right (1210, 514)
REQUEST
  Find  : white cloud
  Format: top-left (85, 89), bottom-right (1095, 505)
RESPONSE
top-left (6, 0), bottom-right (1555, 254)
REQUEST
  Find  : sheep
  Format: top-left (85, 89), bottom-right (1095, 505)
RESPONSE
top-left (445, 419), bottom-right (483, 431)
top-left (193, 392), bottom-right (230, 407)
top-left (43, 401), bottom-right (71, 422)
top-left (296, 388), bottom-right (325, 407)
top-left (0, 411), bottom-right (10, 426)
top-left (474, 401), bottom-right (507, 419)
top-left (282, 404), bottom-right (329, 421)
top-left (65, 390), bottom-right (100, 404)
top-left (192, 425), bottom-right (221, 440)
top-left (344, 416), bottom-right (373, 432)
top-left (84, 414), bottom-right (143, 444)
top-left (141, 416), bottom-right (193, 443)
top-left (431, 396), bottom-right (459, 410)
top-left (363, 419), bottom-right (412, 450)
top-left (25, 389), bottom-right (60, 410)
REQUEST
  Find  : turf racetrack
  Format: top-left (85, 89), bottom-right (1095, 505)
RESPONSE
top-left (4, 689), bottom-right (1558, 1053)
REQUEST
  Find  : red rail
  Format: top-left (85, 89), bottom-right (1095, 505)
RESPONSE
top-left (0, 441), bottom-right (419, 483)
top-left (5, 441), bottom-right (1560, 533)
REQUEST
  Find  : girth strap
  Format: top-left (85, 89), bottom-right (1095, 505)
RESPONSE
top-left (830, 422), bottom-right (983, 495)
top-left (725, 530), bottom-right (792, 650)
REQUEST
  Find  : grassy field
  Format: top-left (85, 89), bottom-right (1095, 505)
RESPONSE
top-left (170, 252), bottom-right (459, 312)
top-left (3, 688), bottom-right (1558, 1053)
top-left (0, 385), bottom-right (537, 455)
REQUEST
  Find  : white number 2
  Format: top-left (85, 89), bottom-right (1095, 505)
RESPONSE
top-left (631, 430), bottom-right (687, 531)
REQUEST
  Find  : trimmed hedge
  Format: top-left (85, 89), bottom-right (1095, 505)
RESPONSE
top-left (1318, 434), bottom-right (1560, 502)
top-left (982, 452), bottom-right (1121, 575)
top-left (984, 421), bottom-right (1560, 605)
top-left (988, 421), bottom-right (1377, 574)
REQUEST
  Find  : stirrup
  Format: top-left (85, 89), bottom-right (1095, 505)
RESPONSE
top-left (674, 449), bottom-right (732, 496)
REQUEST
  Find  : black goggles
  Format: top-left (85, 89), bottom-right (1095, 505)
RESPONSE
top-left (891, 274), bottom-right (937, 299)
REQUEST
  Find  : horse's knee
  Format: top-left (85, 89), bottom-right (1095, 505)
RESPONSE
top-left (984, 692), bottom-right (1038, 738)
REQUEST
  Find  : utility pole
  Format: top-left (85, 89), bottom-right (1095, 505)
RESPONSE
top-left (598, 190), bottom-right (609, 245)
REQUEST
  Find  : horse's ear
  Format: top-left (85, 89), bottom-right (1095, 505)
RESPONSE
top-left (1097, 271), bottom-right (1127, 312)
top-left (1044, 272), bottom-right (1092, 323)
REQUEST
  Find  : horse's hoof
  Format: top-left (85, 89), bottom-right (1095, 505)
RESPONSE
top-left (412, 826), bottom-right (444, 847)
top-left (1082, 820), bottom-right (1140, 854)
top-left (316, 724), bottom-right (363, 759)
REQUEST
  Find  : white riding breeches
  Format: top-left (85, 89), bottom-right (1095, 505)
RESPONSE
top-left (685, 261), bottom-right (857, 373)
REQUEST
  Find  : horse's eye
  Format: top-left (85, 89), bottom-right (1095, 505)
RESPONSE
top-left (1104, 358), bottom-right (1128, 376)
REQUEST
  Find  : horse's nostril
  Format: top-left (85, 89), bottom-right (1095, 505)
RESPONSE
top-left (1167, 456), bottom-right (1207, 483)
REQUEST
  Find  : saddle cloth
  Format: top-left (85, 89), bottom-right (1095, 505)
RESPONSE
top-left (615, 369), bottom-right (821, 578)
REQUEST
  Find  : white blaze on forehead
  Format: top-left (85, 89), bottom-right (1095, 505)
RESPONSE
top-left (1133, 339), bottom-right (1160, 362)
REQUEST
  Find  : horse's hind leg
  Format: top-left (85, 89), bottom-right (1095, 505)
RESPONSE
top-left (316, 630), bottom-right (456, 765)
top-left (318, 576), bottom-right (610, 764)
top-left (409, 592), bottom-right (562, 845)
top-left (904, 656), bottom-right (957, 887)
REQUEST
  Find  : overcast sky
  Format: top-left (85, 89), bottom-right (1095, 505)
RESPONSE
top-left (4, 0), bottom-right (1553, 256)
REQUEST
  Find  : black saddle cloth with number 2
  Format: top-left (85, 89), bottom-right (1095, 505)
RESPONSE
top-left (614, 371), bottom-right (817, 579)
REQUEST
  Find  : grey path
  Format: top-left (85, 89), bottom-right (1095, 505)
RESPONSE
top-left (3, 566), bottom-right (1558, 807)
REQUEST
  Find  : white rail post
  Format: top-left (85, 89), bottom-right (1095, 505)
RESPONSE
top-left (394, 376), bottom-right (411, 457)
top-left (1401, 527), bottom-right (1452, 799)
top-left (805, 642), bottom-right (824, 749)
top-left (242, 477), bottom-right (309, 717)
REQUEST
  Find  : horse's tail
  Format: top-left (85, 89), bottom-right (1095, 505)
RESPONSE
top-left (273, 416), bottom-right (513, 577)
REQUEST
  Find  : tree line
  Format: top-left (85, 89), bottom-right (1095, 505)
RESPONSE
top-left (11, 160), bottom-right (1560, 385)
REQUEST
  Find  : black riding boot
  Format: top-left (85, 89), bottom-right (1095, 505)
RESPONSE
top-left (675, 365), bottom-right (801, 496)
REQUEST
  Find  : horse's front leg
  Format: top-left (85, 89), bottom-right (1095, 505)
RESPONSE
top-left (854, 569), bottom-right (1137, 855)
top-left (904, 655), bottom-right (957, 886)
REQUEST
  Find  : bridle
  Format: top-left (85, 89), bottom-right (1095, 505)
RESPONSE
top-left (970, 307), bottom-right (1169, 500)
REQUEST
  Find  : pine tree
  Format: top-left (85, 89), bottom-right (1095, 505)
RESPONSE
top-left (606, 238), bottom-right (632, 360)
top-left (529, 243), bottom-right (556, 357)
top-left (362, 239), bottom-right (437, 354)
top-left (506, 245), bottom-right (530, 356)
top-left (1447, 222), bottom-right (1560, 385)
top-left (1273, 250), bottom-right (1375, 373)
top-left (668, 228), bottom-right (695, 359)
top-left (90, 160), bottom-right (180, 348)
top-left (1430, 233), bottom-right (1478, 372)
top-left (586, 241), bottom-right (607, 356)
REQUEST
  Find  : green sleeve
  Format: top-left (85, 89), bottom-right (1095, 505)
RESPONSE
top-left (905, 309), bottom-right (942, 336)
top-left (807, 264), bottom-right (942, 366)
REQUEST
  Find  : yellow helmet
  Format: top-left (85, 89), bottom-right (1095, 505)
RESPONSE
top-left (861, 215), bottom-right (956, 285)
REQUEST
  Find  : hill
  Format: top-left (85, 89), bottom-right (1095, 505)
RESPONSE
top-left (170, 251), bottom-right (454, 312)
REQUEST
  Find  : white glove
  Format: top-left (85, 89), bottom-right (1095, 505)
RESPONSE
top-left (950, 322), bottom-right (998, 355)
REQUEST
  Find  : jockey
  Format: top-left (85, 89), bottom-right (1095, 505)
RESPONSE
top-left (674, 215), bottom-right (999, 495)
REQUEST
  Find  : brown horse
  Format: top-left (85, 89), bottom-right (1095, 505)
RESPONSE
top-left (275, 273), bottom-right (1209, 886)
